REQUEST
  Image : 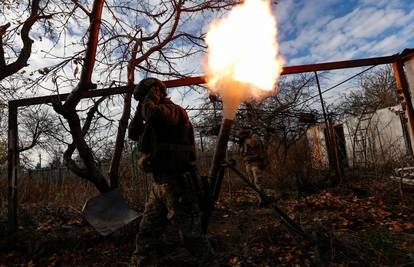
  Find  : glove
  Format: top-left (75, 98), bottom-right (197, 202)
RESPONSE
top-left (209, 93), bottom-right (219, 102)
top-left (140, 86), bottom-right (167, 122)
top-left (144, 86), bottom-right (166, 105)
top-left (128, 103), bottom-right (145, 140)
top-left (138, 153), bottom-right (152, 172)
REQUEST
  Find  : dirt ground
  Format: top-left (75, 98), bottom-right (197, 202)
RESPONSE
top-left (1, 176), bottom-right (414, 267)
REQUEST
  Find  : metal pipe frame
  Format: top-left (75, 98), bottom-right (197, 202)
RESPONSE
top-left (10, 54), bottom-right (400, 108)
top-left (7, 50), bottom-right (414, 232)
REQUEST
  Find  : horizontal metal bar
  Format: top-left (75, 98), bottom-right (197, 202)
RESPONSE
top-left (281, 54), bottom-right (397, 74)
top-left (11, 76), bottom-right (209, 107)
top-left (11, 86), bottom-right (129, 107)
top-left (401, 48), bottom-right (414, 61)
top-left (10, 54), bottom-right (400, 107)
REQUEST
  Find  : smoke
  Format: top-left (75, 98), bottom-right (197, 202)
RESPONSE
top-left (211, 79), bottom-right (276, 120)
top-left (203, 0), bottom-right (283, 120)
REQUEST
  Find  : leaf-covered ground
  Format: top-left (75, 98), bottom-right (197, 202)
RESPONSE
top-left (1, 176), bottom-right (414, 267)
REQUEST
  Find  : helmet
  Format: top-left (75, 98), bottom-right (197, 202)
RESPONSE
top-left (133, 78), bottom-right (167, 101)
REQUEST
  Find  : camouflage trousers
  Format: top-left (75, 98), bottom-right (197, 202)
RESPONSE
top-left (245, 161), bottom-right (264, 190)
top-left (130, 173), bottom-right (219, 267)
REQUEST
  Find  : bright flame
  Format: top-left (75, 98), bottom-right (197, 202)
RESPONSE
top-left (204, 0), bottom-right (284, 119)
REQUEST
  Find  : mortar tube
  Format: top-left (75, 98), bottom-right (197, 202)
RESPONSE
top-left (209, 118), bottom-right (234, 200)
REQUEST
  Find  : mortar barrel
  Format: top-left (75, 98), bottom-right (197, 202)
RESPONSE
top-left (209, 118), bottom-right (234, 200)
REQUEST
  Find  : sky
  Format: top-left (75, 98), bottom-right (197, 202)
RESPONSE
top-left (261, 0), bottom-right (414, 111)
top-left (3, 0), bottom-right (414, 99)
top-left (172, 0), bottom-right (414, 106)
top-left (3, 0), bottom-right (414, 165)
top-left (274, 0), bottom-right (414, 65)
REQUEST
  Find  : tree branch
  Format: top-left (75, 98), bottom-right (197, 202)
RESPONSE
top-left (63, 0), bottom-right (104, 109)
top-left (64, 95), bottom-right (107, 159)
top-left (130, 2), bottom-right (183, 67)
top-left (108, 41), bottom-right (139, 188)
top-left (0, 23), bottom-right (11, 68)
top-left (71, 0), bottom-right (91, 17)
top-left (0, 0), bottom-right (52, 80)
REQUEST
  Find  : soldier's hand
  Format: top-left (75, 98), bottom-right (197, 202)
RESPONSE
top-left (145, 86), bottom-right (166, 105)
top-left (208, 93), bottom-right (219, 102)
top-left (128, 102), bottom-right (145, 140)
top-left (138, 153), bottom-right (152, 172)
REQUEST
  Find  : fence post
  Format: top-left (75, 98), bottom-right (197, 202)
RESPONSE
top-left (393, 58), bottom-right (414, 155)
top-left (314, 72), bottom-right (343, 182)
top-left (7, 102), bottom-right (18, 233)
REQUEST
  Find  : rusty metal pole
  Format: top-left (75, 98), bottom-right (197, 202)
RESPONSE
top-left (315, 72), bottom-right (333, 160)
top-left (9, 54), bottom-right (400, 108)
top-left (330, 119), bottom-right (344, 180)
top-left (7, 103), bottom-right (18, 233)
top-left (315, 72), bottom-right (342, 182)
top-left (314, 72), bottom-right (330, 137)
top-left (393, 59), bottom-right (414, 155)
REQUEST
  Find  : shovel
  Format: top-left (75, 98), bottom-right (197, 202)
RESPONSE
top-left (82, 189), bottom-right (140, 236)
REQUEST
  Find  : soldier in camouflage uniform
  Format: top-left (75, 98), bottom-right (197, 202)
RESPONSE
top-left (238, 129), bottom-right (267, 193)
top-left (128, 78), bottom-right (219, 267)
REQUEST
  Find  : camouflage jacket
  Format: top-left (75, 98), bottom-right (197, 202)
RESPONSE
top-left (239, 134), bottom-right (266, 163)
top-left (129, 94), bottom-right (196, 176)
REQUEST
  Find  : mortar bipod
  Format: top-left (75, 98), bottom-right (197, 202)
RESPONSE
top-left (220, 160), bottom-right (310, 242)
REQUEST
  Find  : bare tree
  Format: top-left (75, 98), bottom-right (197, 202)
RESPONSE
top-left (0, 0), bottom-right (74, 166)
top-left (192, 74), bottom-right (317, 191)
top-left (194, 74), bottom-right (316, 147)
top-left (337, 66), bottom-right (399, 117)
top-left (0, 0), bottom-right (53, 81)
top-left (18, 106), bottom-right (61, 152)
top-left (333, 65), bottom-right (401, 170)
top-left (0, 100), bottom-right (6, 166)
top-left (44, 0), bottom-right (239, 193)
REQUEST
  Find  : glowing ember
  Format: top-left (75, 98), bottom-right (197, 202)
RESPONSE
top-left (204, 0), bottom-right (284, 119)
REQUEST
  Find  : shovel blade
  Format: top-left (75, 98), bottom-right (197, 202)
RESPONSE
top-left (82, 189), bottom-right (139, 236)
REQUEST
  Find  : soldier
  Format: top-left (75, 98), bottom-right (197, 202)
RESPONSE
top-left (238, 129), bottom-right (267, 199)
top-left (128, 78), bottom-right (218, 267)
